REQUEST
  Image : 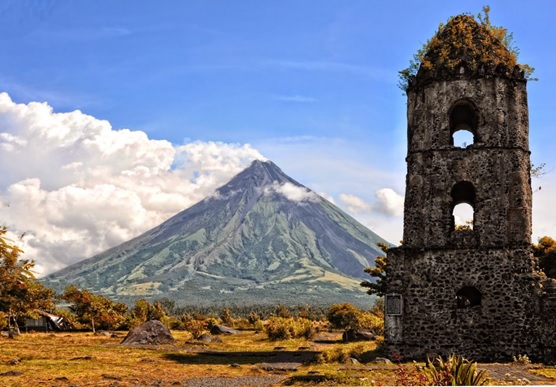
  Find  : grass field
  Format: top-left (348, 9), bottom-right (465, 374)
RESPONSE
top-left (1, 330), bottom-right (555, 386)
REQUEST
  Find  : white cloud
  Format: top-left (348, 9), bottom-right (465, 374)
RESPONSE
top-left (264, 181), bottom-right (318, 202)
top-left (0, 93), bottom-right (264, 276)
top-left (338, 189), bottom-right (404, 217)
top-left (337, 189), bottom-right (404, 245)
top-left (375, 188), bottom-right (404, 217)
top-left (532, 177), bottom-right (556, 242)
top-left (338, 193), bottom-right (373, 213)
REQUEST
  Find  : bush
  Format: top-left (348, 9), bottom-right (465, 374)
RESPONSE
top-left (315, 344), bottom-right (367, 364)
top-left (327, 303), bottom-right (364, 330)
top-left (359, 311), bottom-right (384, 336)
top-left (254, 320), bottom-right (265, 332)
top-left (513, 354), bottom-right (531, 365)
top-left (265, 317), bottom-right (315, 340)
top-left (0, 312), bottom-right (7, 330)
top-left (181, 314), bottom-right (208, 339)
top-left (425, 354), bottom-right (489, 386)
top-left (220, 308), bottom-right (233, 326)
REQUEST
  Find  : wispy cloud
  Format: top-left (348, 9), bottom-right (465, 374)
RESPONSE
top-left (272, 94), bottom-right (318, 103)
top-left (0, 77), bottom-right (97, 109)
top-left (29, 25), bottom-right (132, 42)
top-left (263, 59), bottom-right (388, 80)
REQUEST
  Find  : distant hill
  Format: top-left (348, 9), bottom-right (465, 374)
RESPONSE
top-left (43, 160), bottom-right (390, 307)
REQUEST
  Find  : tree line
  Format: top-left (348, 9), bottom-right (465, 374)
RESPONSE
top-left (2, 224), bottom-right (555, 334)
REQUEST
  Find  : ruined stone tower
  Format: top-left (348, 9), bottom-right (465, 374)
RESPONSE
top-left (384, 15), bottom-right (550, 361)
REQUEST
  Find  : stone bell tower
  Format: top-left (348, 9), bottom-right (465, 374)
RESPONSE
top-left (384, 14), bottom-right (546, 361)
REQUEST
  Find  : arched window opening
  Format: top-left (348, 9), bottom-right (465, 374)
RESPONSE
top-left (453, 203), bottom-right (474, 230)
top-left (453, 129), bottom-right (474, 148)
top-left (451, 181), bottom-right (476, 231)
top-left (449, 101), bottom-right (478, 147)
top-left (456, 286), bottom-right (482, 309)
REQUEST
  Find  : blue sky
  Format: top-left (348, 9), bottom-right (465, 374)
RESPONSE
top-left (1, 0), bottom-right (555, 274)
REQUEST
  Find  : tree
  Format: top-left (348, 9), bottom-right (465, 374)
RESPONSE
top-left (128, 298), bottom-right (168, 328)
top-left (533, 236), bottom-right (556, 279)
top-left (62, 285), bottom-right (127, 332)
top-left (327, 303), bottom-right (365, 331)
top-left (360, 242), bottom-right (389, 297)
top-left (0, 227), bottom-right (55, 336)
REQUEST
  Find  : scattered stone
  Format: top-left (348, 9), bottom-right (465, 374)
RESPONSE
top-left (273, 346), bottom-right (287, 351)
top-left (184, 376), bottom-right (285, 387)
top-left (94, 330), bottom-right (112, 337)
top-left (139, 358), bottom-right (158, 363)
top-left (285, 375), bottom-right (327, 383)
top-left (198, 333), bottom-right (213, 343)
top-left (121, 320), bottom-right (175, 345)
top-left (350, 357), bottom-right (360, 364)
top-left (54, 376), bottom-right (70, 382)
top-left (308, 370), bottom-right (320, 375)
top-left (374, 357), bottom-right (392, 364)
top-left (258, 362), bottom-right (302, 371)
top-left (0, 370), bottom-right (23, 377)
top-left (102, 374), bottom-right (122, 380)
top-left (230, 363), bottom-right (241, 368)
top-left (210, 324), bottom-right (241, 335)
top-left (7, 358), bottom-right (20, 365)
top-left (342, 328), bottom-right (375, 342)
top-left (70, 355), bottom-right (94, 361)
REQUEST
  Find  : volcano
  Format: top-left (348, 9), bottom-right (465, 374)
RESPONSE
top-left (43, 160), bottom-right (390, 306)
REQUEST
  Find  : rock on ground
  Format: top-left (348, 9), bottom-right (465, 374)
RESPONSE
top-left (120, 320), bottom-right (175, 345)
top-left (210, 325), bottom-right (241, 335)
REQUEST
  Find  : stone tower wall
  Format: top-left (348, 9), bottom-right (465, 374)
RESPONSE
top-left (386, 246), bottom-right (544, 361)
top-left (403, 77), bottom-right (532, 248)
top-left (384, 72), bottom-right (556, 361)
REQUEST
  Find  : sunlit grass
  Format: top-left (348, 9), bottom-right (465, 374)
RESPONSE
top-left (2, 331), bottom-right (553, 386)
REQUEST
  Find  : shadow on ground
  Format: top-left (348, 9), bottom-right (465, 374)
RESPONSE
top-left (164, 350), bottom-right (319, 365)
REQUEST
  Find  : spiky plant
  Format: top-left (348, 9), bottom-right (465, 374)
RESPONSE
top-left (425, 354), bottom-right (489, 386)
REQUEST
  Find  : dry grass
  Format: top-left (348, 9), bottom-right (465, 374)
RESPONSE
top-left (1, 331), bottom-right (555, 386)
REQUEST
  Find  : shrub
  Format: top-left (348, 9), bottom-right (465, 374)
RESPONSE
top-left (327, 303), bottom-right (384, 336)
top-left (513, 354), bottom-right (531, 365)
top-left (265, 317), bottom-right (315, 340)
top-left (360, 311), bottom-right (384, 336)
top-left (425, 354), bottom-right (489, 386)
top-left (327, 303), bottom-right (364, 330)
top-left (254, 320), bottom-right (265, 332)
top-left (220, 308), bottom-right (233, 325)
top-left (0, 311), bottom-right (7, 330)
top-left (248, 311), bottom-right (260, 325)
top-left (181, 314), bottom-right (208, 339)
top-left (315, 344), bottom-right (366, 364)
top-left (233, 317), bottom-right (251, 330)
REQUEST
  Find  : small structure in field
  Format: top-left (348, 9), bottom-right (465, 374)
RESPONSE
top-left (25, 311), bottom-right (71, 332)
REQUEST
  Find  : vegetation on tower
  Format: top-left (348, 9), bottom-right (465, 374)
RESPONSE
top-left (399, 6), bottom-right (536, 91)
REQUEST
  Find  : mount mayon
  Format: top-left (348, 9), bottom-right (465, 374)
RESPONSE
top-left (43, 160), bottom-right (390, 306)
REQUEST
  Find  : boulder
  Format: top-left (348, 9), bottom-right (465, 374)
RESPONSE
top-left (120, 320), bottom-right (175, 345)
top-left (210, 324), bottom-right (241, 335)
top-left (342, 328), bottom-right (376, 342)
